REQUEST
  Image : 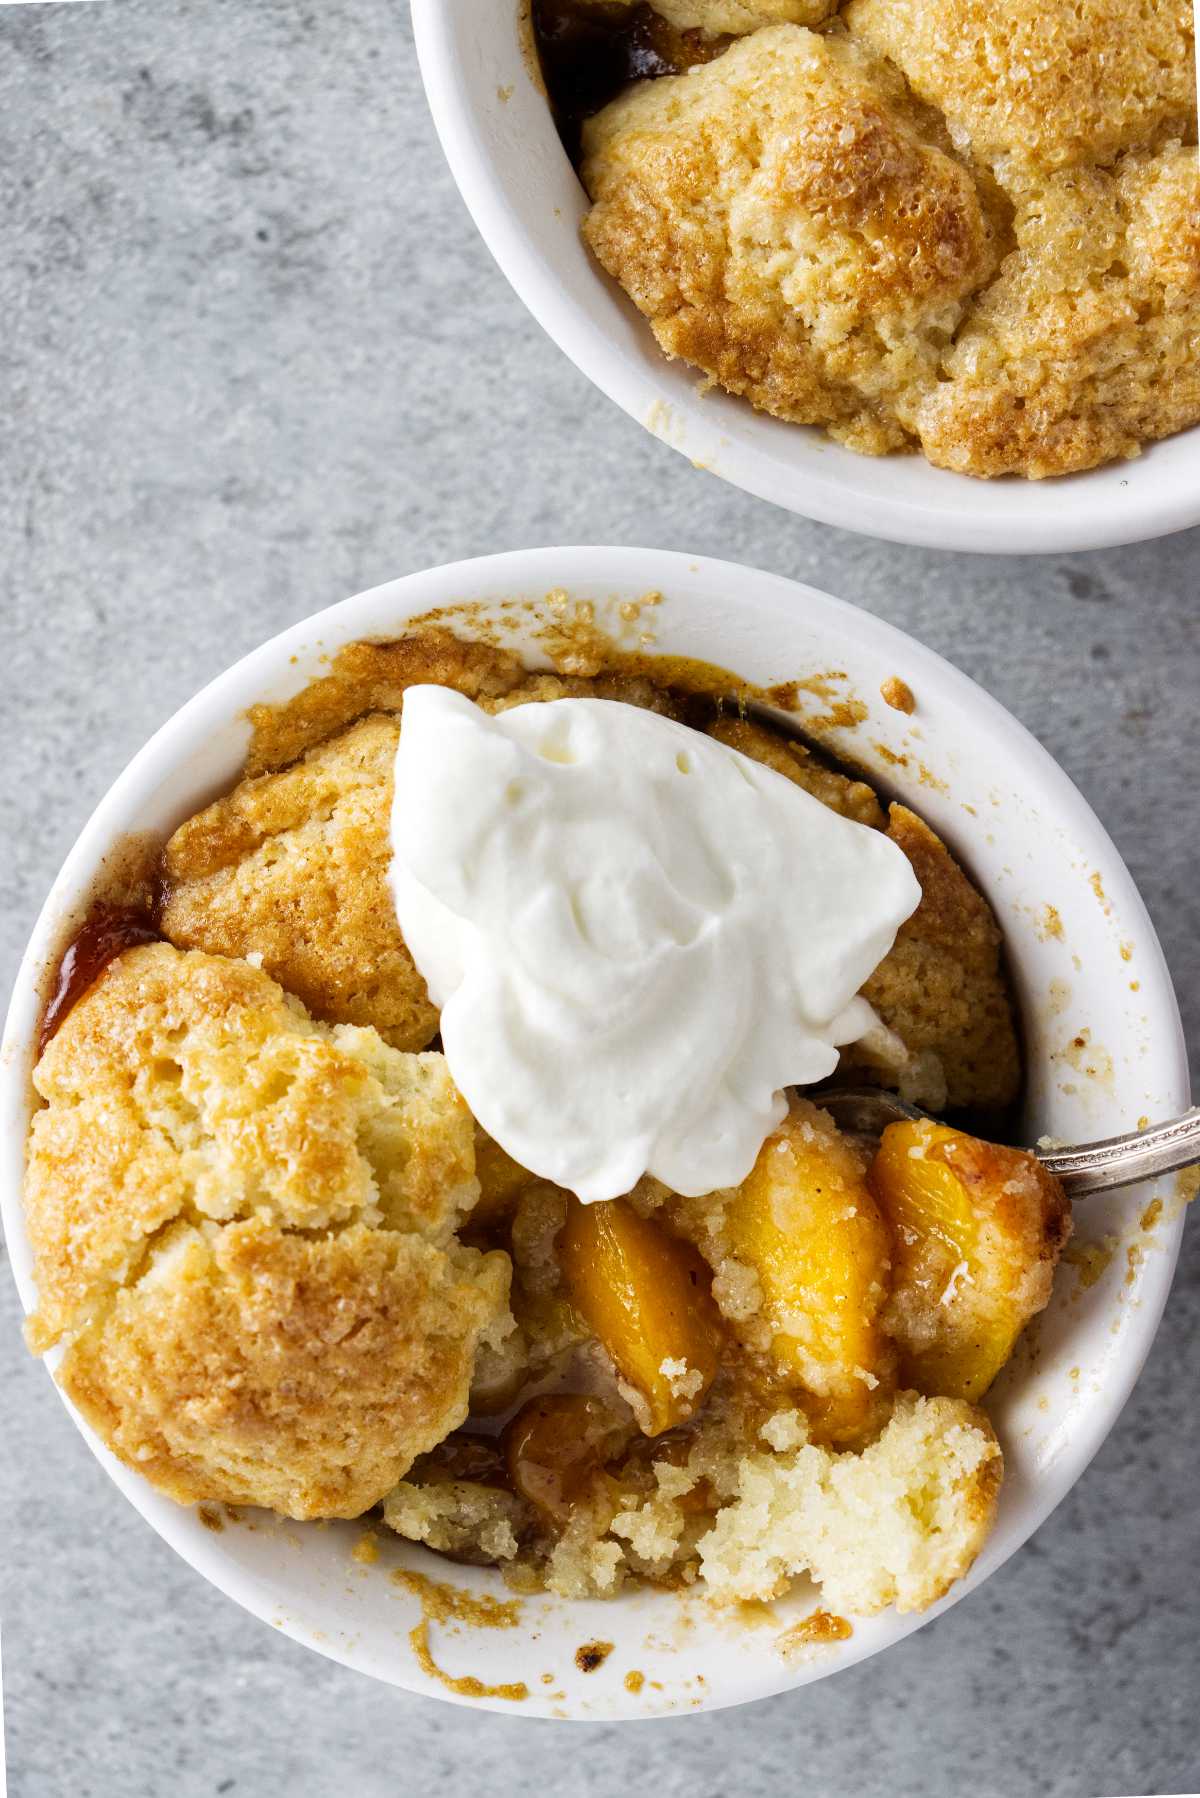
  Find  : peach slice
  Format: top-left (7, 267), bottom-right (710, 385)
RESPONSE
top-left (868, 1119), bottom-right (1071, 1402)
top-left (722, 1099), bottom-right (895, 1445)
top-left (558, 1198), bottom-right (723, 1435)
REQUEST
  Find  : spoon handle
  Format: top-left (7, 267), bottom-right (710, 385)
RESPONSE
top-left (1038, 1108), bottom-right (1200, 1199)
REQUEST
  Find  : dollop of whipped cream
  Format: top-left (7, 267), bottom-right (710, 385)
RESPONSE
top-left (389, 686), bottom-right (921, 1203)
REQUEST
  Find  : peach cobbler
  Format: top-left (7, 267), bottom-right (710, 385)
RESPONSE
top-left (532, 0), bottom-right (1199, 478)
top-left (23, 625), bottom-right (1071, 1619)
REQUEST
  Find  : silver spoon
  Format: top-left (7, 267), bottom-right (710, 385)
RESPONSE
top-left (818, 1087), bottom-right (1200, 1200)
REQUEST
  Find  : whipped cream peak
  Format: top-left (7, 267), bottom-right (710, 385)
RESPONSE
top-left (389, 684), bottom-right (921, 1203)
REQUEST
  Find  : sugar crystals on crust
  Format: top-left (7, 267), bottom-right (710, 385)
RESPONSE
top-left (916, 147), bottom-right (1200, 479)
top-left (845, 0), bottom-right (1197, 174)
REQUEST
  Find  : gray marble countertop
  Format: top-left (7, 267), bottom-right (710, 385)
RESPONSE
top-left (1, 5), bottom-right (1196, 1794)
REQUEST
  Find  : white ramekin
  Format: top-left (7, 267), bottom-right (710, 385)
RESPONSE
top-left (1, 547), bottom-right (1188, 1717)
top-left (410, 2), bottom-right (1200, 555)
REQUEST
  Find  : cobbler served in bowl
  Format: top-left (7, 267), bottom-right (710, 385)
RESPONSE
top-left (531, 0), bottom-right (1198, 478)
top-left (22, 622), bottom-right (1071, 1626)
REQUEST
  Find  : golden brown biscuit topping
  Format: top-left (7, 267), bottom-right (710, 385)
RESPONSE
top-left (535, 0), bottom-right (1199, 476)
top-left (581, 28), bottom-right (1003, 456)
top-left (25, 942), bottom-right (509, 1517)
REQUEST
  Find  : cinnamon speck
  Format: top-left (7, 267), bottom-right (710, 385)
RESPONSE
top-left (1056, 1027), bottom-right (1113, 1085)
top-left (575, 1640), bottom-right (614, 1674)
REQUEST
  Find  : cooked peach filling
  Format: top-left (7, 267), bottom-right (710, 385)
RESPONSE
top-left (870, 1119), bottom-right (1072, 1402)
top-left (386, 1099), bottom-right (1066, 1607)
top-left (505, 1393), bottom-right (635, 1523)
top-left (718, 1102), bottom-right (895, 1446)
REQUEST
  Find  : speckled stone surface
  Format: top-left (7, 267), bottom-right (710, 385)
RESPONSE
top-left (0, 4), bottom-right (1196, 1794)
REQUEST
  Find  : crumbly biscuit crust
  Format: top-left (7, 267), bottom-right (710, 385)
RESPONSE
top-left (916, 149), bottom-right (1200, 478)
top-left (845, 0), bottom-right (1196, 174)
